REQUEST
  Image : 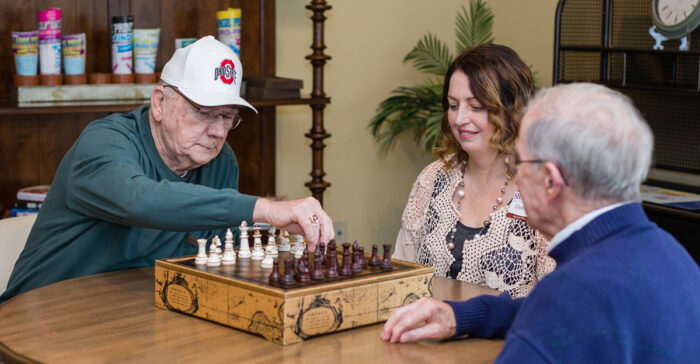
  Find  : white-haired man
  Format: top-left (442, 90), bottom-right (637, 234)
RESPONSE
top-left (1, 36), bottom-right (333, 303)
top-left (381, 83), bottom-right (700, 362)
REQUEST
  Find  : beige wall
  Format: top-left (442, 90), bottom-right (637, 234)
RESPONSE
top-left (275, 0), bottom-right (559, 248)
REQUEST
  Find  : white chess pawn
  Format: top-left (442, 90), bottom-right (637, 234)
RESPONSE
top-left (238, 221), bottom-right (251, 259)
top-left (221, 235), bottom-right (236, 265)
top-left (251, 227), bottom-right (265, 260)
top-left (206, 240), bottom-right (221, 267)
top-left (292, 234), bottom-right (305, 259)
top-left (267, 227), bottom-right (278, 258)
top-left (195, 238), bottom-right (208, 265)
top-left (278, 230), bottom-right (291, 252)
top-left (261, 249), bottom-right (274, 268)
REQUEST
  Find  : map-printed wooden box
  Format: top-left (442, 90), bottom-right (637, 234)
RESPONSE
top-left (154, 253), bottom-right (434, 345)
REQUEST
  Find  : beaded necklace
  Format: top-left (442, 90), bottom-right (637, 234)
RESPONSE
top-left (447, 161), bottom-right (511, 250)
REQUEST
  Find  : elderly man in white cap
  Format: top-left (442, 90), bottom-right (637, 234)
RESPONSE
top-left (1, 36), bottom-right (333, 303)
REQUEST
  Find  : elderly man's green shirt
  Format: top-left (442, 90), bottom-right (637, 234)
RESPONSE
top-left (1, 105), bottom-right (258, 303)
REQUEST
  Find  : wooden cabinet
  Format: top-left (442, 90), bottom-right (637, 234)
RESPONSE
top-left (0, 0), bottom-right (331, 212)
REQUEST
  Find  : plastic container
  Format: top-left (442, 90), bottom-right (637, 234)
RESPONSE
top-left (111, 15), bottom-right (133, 74)
top-left (133, 28), bottom-right (160, 74)
top-left (12, 31), bottom-right (39, 76)
top-left (175, 38), bottom-right (196, 49)
top-left (217, 8), bottom-right (241, 56)
top-left (61, 33), bottom-right (86, 75)
top-left (37, 8), bottom-right (62, 75)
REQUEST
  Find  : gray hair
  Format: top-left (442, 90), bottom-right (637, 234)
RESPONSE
top-left (522, 83), bottom-right (653, 202)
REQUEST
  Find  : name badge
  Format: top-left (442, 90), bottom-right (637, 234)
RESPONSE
top-left (506, 191), bottom-right (528, 221)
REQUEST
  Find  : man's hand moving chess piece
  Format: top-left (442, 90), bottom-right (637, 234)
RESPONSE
top-left (253, 197), bottom-right (333, 252)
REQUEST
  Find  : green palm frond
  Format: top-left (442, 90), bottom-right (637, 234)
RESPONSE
top-left (455, 0), bottom-right (494, 52)
top-left (369, 80), bottom-right (443, 155)
top-left (369, 0), bottom-right (513, 155)
top-left (404, 33), bottom-right (452, 77)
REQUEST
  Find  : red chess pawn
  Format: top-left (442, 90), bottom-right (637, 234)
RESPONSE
top-left (339, 242), bottom-right (353, 276)
top-left (359, 246), bottom-right (367, 268)
top-left (379, 244), bottom-right (393, 270)
top-left (296, 249), bottom-right (311, 283)
top-left (368, 244), bottom-right (381, 266)
top-left (311, 251), bottom-right (324, 280)
top-left (281, 258), bottom-right (296, 286)
top-left (352, 249), bottom-right (362, 273)
top-left (269, 258), bottom-right (281, 283)
top-left (326, 241), bottom-right (339, 278)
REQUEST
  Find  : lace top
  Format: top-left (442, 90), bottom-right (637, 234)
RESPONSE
top-left (393, 157), bottom-right (556, 298)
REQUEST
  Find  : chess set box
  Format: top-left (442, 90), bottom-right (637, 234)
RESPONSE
top-left (155, 242), bottom-right (434, 345)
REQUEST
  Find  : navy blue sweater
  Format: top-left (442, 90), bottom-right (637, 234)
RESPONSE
top-left (446, 203), bottom-right (700, 363)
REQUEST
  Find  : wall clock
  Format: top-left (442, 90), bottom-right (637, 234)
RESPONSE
top-left (650, 0), bottom-right (700, 50)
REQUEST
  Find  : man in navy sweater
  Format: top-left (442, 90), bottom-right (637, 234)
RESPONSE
top-left (382, 83), bottom-right (700, 362)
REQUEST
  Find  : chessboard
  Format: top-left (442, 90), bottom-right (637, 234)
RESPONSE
top-left (154, 224), bottom-right (434, 345)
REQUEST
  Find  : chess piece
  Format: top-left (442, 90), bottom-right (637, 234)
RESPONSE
top-left (278, 230), bottom-right (291, 252)
top-left (251, 226), bottom-right (265, 260)
top-left (340, 242), bottom-right (352, 276)
top-left (292, 234), bottom-right (305, 259)
top-left (368, 244), bottom-right (381, 266)
top-left (325, 241), bottom-right (339, 278)
top-left (380, 244), bottom-right (393, 270)
top-left (352, 249), bottom-right (363, 273)
top-left (359, 246), bottom-right (367, 268)
top-left (206, 240), bottom-right (221, 267)
top-left (269, 258), bottom-right (282, 283)
top-left (238, 221), bottom-right (251, 258)
top-left (195, 238), bottom-right (208, 265)
top-left (261, 249), bottom-right (274, 268)
top-left (281, 258), bottom-right (296, 286)
top-left (225, 228), bottom-right (234, 243)
top-left (352, 240), bottom-right (359, 254)
top-left (214, 235), bottom-right (222, 257)
top-left (311, 251), bottom-right (324, 280)
top-left (267, 227), bottom-right (279, 258)
top-left (296, 249), bottom-right (311, 282)
top-left (317, 242), bottom-right (326, 266)
top-left (221, 234), bottom-right (237, 265)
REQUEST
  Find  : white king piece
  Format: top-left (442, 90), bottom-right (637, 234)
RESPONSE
top-left (238, 221), bottom-right (251, 258)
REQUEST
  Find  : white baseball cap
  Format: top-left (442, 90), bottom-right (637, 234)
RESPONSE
top-left (160, 35), bottom-right (257, 113)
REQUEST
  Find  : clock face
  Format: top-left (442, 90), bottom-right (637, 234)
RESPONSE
top-left (652, 0), bottom-right (700, 38)
top-left (656, 0), bottom-right (699, 26)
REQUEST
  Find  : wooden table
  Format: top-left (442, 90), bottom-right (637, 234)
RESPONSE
top-left (0, 268), bottom-right (503, 363)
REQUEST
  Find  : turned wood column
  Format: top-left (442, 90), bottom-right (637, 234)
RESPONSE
top-left (305, 0), bottom-right (331, 205)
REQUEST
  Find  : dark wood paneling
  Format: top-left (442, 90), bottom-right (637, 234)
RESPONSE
top-left (0, 0), bottom-right (277, 211)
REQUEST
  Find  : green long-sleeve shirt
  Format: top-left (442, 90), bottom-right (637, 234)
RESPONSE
top-left (1, 105), bottom-right (258, 303)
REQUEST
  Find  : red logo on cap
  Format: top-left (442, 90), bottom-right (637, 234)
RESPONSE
top-left (214, 59), bottom-right (236, 85)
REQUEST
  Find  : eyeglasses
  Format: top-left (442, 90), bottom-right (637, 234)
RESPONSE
top-left (505, 155), bottom-right (569, 186)
top-left (163, 84), bottom-right (243, 130)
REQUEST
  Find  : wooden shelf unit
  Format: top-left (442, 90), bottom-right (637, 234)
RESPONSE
top-left (0, 0), bottom-right (332, 213)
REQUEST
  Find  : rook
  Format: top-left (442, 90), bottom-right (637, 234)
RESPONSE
top-left (195, 238), bottom-right (208, 265)
top-left (379, 244), bottom-right (393, 270)
top-left (340, 242), bottom-right (352, 276)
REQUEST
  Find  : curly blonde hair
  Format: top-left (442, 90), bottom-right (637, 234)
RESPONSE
top-left (435, 44), bottom-right (535, 169)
